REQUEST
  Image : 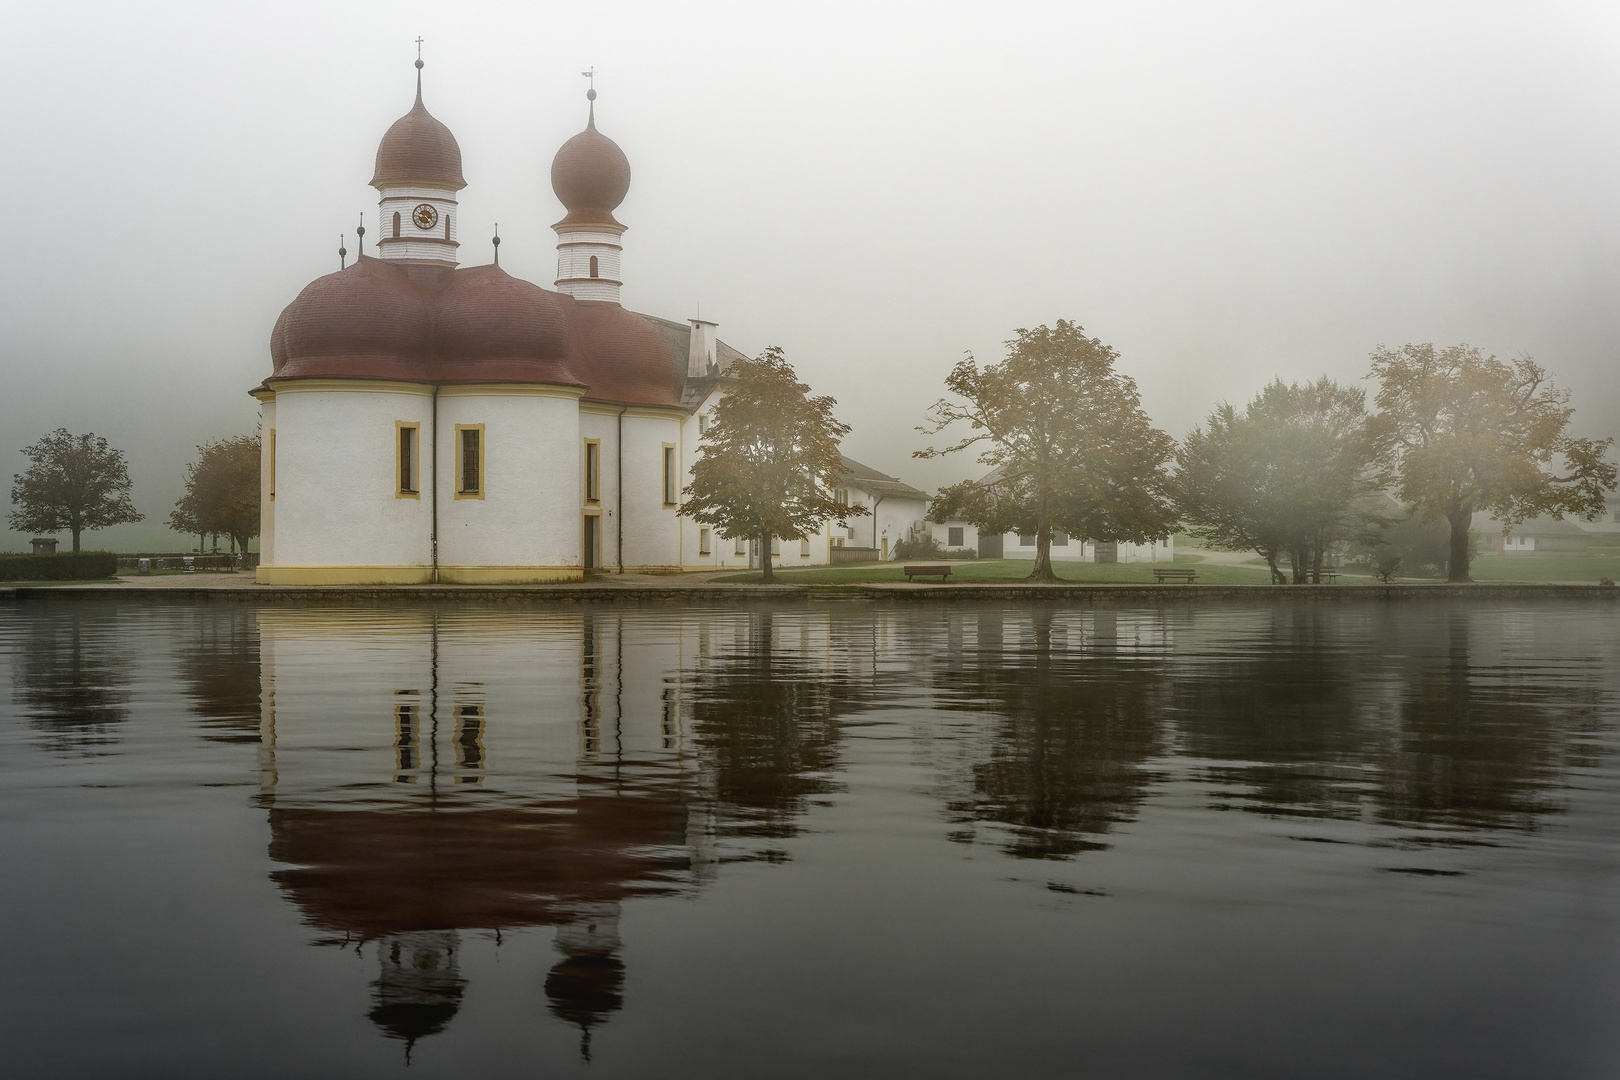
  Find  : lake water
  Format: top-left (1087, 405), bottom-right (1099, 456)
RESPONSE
top-left (2, 598), bottom-right (1618, 1078)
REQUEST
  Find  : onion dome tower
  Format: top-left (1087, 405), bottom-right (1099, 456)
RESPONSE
top-left (371, 55), bottom-right (466, 268)
top-left (551, 87), bottom-right (631, 302)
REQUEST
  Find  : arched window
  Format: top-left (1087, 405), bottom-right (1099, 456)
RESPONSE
top-left (444, 214), bottom-right (451, 240)
top-left (392, 211), bottom-right (401, 238)
top-left (589, 255), bottom-right (599, 279)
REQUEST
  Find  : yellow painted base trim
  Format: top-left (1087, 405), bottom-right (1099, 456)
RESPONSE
top-left (258, 564), bottom-right (585, 585)
top-left (257, 565), bottom-right (434, 585)
top-left (436, 565), bottom-right (583, 584)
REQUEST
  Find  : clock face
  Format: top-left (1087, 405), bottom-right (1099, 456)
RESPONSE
top-left (412, 203), bottom-right (439, 230)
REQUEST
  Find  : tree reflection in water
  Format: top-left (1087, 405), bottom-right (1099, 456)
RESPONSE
top-left (173, 607), bottom-right (261, 744)
top-left (10, 606), bottom-right (131, 755)
top-left (933, 608), bottom-right (1169, 859)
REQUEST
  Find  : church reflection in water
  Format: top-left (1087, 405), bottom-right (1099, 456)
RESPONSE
top-left (249, 606), bottom-right (875, 1059)
top-left (129, 600), bottom-right (1612, 1058)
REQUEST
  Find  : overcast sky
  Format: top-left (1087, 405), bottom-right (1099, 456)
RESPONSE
top-left (3, 1), bottom-right (1619, 551)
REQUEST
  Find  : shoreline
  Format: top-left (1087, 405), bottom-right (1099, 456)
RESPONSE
top-left (3, 577), bottom-right (1616, 604)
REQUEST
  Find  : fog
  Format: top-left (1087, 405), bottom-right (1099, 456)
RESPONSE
top-left (3, 1), bottom-right (1618, 551)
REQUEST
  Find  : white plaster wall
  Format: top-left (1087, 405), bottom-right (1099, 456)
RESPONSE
top-left (259, 397), bottom-right (276, 564)
top-left (618, 412), bottom-right (683, 569)
top-left (376, 186), bottom-right (458, 264)
top-left (580, 409), bottom-right (618, 567)
top-left (269, 386), bottom-right (434, 567)
top-left (999, 533), bottom-right (1175, 562)
top-left (555, 227), bottom-right (625, 302)
top-left (846, 487), bottom-right (927, 558)
top-left (930, 520), bottom-right (980, 552)
top-left (436, 391), bottom-right (580, 568)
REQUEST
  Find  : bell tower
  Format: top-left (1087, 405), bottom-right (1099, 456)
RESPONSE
top-left (550, 81), bottom-right (631, 303)
top-left (371, 48), bottom-right (467, 268)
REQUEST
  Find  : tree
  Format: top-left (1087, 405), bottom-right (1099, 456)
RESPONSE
top-left (1176, 377), bottom-right (1382, 583)
top-left (681, 347), bottom-right (866, 582)
top-left (1368, 344), bottom-right (1616, 582)
top-left (916, 321), bottom-right (1176, 582)
top-left (9, 429), bottom-right (143, 551)
top-left (169, 435), bottom-right (260, 554)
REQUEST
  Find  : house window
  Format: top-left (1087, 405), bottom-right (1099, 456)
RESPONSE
top-left (589, 255), bottom-right (599, 278)
top-left (800, 538), bottom-right (810, 557)
top-left (832, 536), bottom-right (845, 548)
top-left (455, 424), bottom-right (484, 498)
top-left (268, 429), bottom-right (276, 501)
top-left (583, 439), bottom-right (601, 502)
top-left (835, 488), bottom-right (849, 506)
top-left (392, 211), bottom-right (401, 238)
top-left (1053, 531), bottom-right (1069, 546)
top-left (735, 535), bottom-right (747, 556)
top-left (396, 422), bottom-right (420, 497)
top-left (771, 537), bottom-right (781, 556)
top-left (662, 444), bottom-right (678, 506)
top-left (444, 214), bottom-right (451, 240)
top-left (700, 527), bottom-right (712, 555)
top-left (1019, 533), bottom-right (1036, 546)
top-left (698, 413), bottom-right (710, 435)
top-left (948, 526), bottom-right (963, 547)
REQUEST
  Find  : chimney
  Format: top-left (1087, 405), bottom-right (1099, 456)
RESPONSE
top-left (687, 319), bottom-right (718, 379)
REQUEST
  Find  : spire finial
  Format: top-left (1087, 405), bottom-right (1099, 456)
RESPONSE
top-left (415, 37), bottom-right (425, 101)
top-left (581, 68), bottom-right (597, 126)
top-left (339, 234), bottom-right (347, 269)
top-left (492, 223), bottom-right (500, 266)
top-left (356, 213), bottom-right (365, 256)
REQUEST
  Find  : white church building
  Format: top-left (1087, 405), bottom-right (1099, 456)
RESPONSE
top-left (255, 61), bottom-right (864, 584)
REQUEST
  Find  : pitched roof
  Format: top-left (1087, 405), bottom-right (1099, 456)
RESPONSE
top-left (839, 455), bottom-right (928, 501)
top-left (1471, 513), bottom-right (1592, 537)
top-left (636, 313), bottom-right (751, 409)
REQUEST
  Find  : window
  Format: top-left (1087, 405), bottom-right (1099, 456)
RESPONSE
top-left (455, 424), bottom-right (484, 498)
top-left (1053, 531), bottom-right (1069, 546)
top-left (268, 429), bottom-right (276, 501)
top-left (444, 214), bottom-right (451, 240)
top-left (396, 422), bottom-right (420, 497)
top-left (835, 488), bottom-right (849, 506)
top-left (583, 439), bottom-right (601, 502)
top-left (1019, 533), bottom-right (1036, 546)
top-left (698, 413), bottom-right (709, 435)
top-left (832, 536), bottom-right (845, 548)
top-left (800, 538), bottom-right (810, 557)
top-left (771, 537), bottom-right (781, 556)
top-left (662, 444), bottom-right (678, 506)
top-left (392, 211), bottom-right (401, 238)
top-left (700, 527), bottom-right (712, 555)
top-left (947, 526), bottom-right (963, 547)
top-left (589, 254), bottom-right (599, 278)
top-left (735, 535), bottom-right (747, 556)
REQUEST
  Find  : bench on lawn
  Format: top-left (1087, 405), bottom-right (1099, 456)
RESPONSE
top-left (903, 563), bottom-right (953, 582)
top-left (1318, 567), bottom-right (1339, 584)
top-left (1152, 567), bottom-right (1198, 584)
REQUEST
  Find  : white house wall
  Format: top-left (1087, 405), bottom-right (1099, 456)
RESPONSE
top-left (998, 534), bottom-right (1174, 563)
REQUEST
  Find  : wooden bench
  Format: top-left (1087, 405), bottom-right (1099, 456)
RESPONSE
top-left (1152, 567), bottom-right (1198, 584)
top-left (903, 563), bottom-right (953, 582)
top-left (1318, 568), bottom-right (1339, 584)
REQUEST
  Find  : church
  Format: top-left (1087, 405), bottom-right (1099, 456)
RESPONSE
top-left (255, 59), bottom-right (778, 584)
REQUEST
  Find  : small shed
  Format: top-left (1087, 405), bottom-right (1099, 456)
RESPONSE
top-left (30, 538), bottom-right (57, 555)
top-left (1473, 514), bottom-right (1590, 555)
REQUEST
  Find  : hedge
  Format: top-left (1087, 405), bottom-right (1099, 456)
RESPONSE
top-left (0, 551), bottom-right (119, 581)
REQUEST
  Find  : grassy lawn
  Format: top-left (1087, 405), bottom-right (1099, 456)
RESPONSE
top-left (712, 557), bottom-right (1276, 585)
top-left (1467, 554), bottom-right (1619, 582)
top-left (0, 578), bottom-right (120, 587)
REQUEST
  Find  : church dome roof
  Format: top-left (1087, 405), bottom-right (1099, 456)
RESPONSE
top-left (371, 70), bottom-right (466, 190)
top-left (551, 96), bottom-right (630, 227)
top-left (271, 256), bottom-right (432, 381)
top-left (560, 299), bottom-right (681, 407)
top-left (431, 265), bottom-right (583, 385)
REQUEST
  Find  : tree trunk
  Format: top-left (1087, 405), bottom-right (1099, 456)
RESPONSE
top-left (759, 530), bottom-right (773, 583)
top-left (1027, 522), bottom-right (1058, 583)
top-left (1446, 509), bottom-right (1473, 582)
top-left (71, 526), bottom-right (82, 553)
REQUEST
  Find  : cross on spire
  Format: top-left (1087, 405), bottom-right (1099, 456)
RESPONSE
top-left (416, 37), bottom-right (425, 59)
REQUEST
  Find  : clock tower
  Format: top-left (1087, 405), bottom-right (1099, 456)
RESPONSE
top-left (371, 56), bottom-right (466, 268)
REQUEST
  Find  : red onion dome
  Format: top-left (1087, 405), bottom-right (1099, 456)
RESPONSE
top-left (270, 256), bottom-right (431, 381)
top-left (550, 95), bottom-right (630, 227)
top-left (430, 265), bottom-right (583, 386)
top-left (371, 79), bottom-right (466, 191)
top-left (562, 299), bottom-right (681, 407)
